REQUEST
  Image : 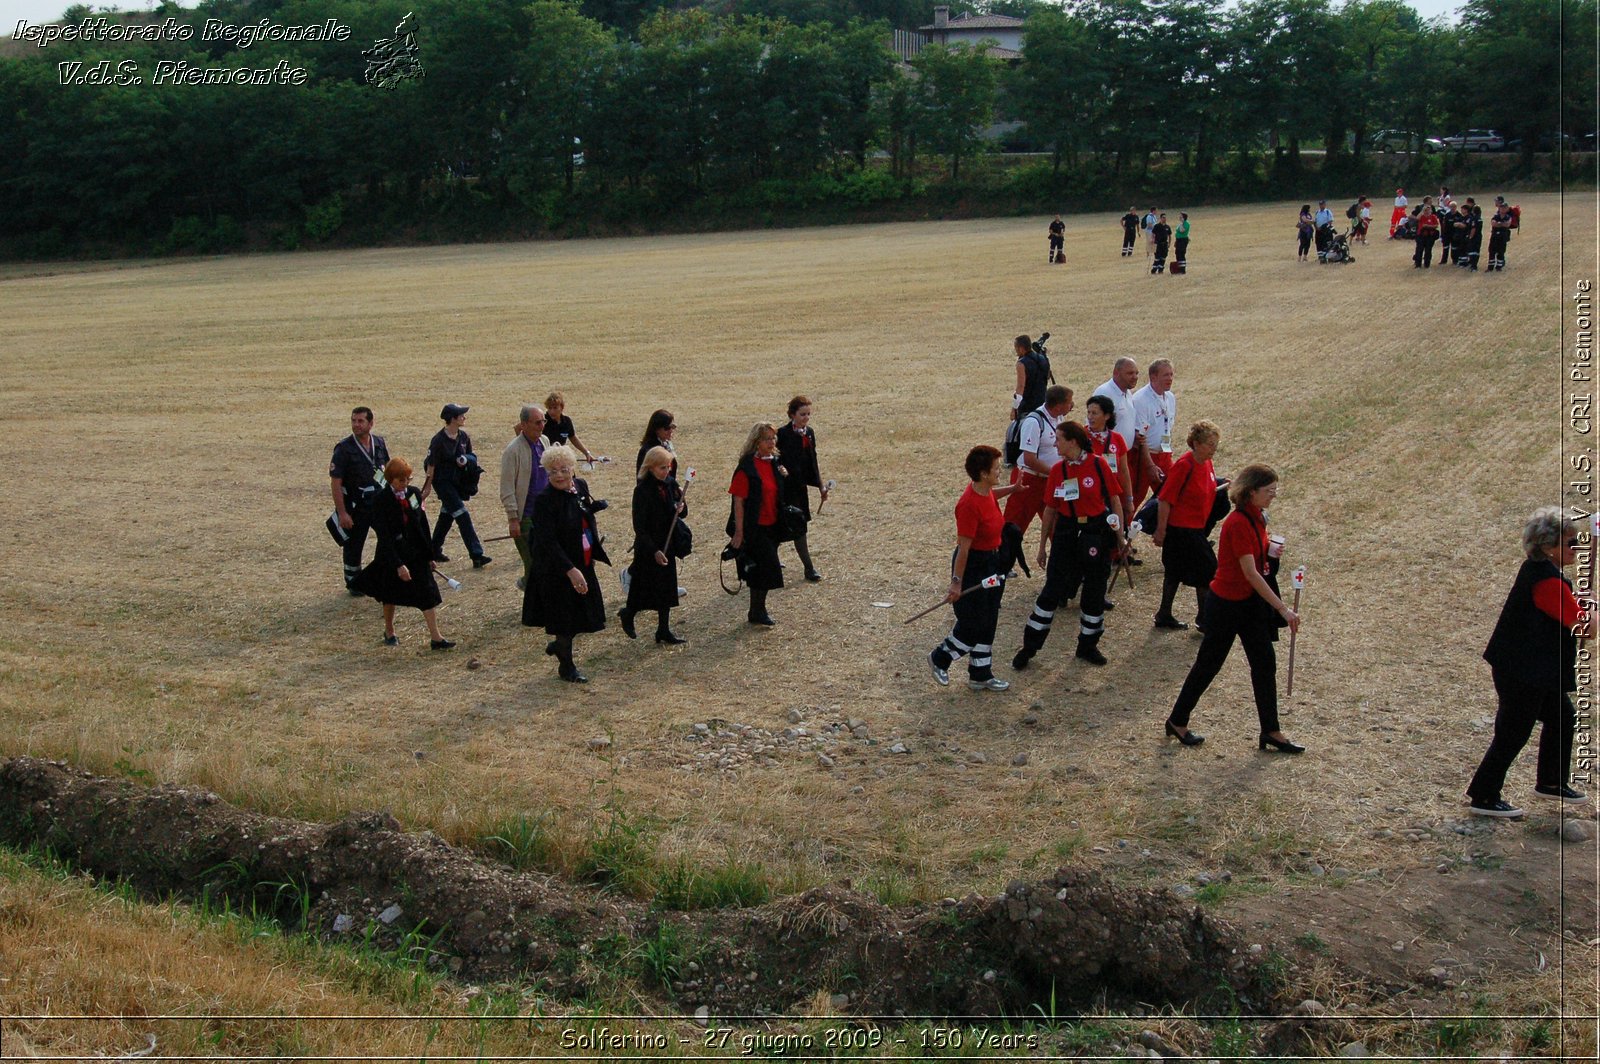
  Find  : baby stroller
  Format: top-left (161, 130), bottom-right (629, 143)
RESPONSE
top-left (1323, 229), bottom-right (1355, 264)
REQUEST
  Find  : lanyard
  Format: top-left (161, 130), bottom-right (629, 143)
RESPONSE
top-left (354, 434), bottom-right (377, 469)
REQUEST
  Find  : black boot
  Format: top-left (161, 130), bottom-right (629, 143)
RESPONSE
top-left (655, 610), bottom-right (686, 644)
top-left (748, 588), bottom-right (776, 626)
top-left (619, 607), bottom-right (637, 639)
top-left (1075, 637), bottom-right (1107, 666)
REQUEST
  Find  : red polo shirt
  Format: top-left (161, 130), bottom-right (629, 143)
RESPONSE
top-left (1044, 454), bottom-right (1117, 518)
top-left (729, 459), bottom-right (779, 526)
top-left (955, 484), bottom-right (1004, 550)
top-left (1158, 451), bottom-right (1216, 529)
top-left (1211, 506), bottom-right (1269, 601)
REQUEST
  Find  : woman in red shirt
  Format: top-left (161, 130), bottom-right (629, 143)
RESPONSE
top-left (1163, 465), bottom-right (1302, 750)
top-left (727, 422), bottom-right (789, 626)
top-left (1466, 507), bottom-right (1593, 816)
top-left (1153, 421), bottom-right (1220, 630)
top-left (1013, 422), bottom-right (1126, 669)
top-left (929, 445), bottom-right (1018, 691)
top-left (1085, 396), bottom-right (1134, 515)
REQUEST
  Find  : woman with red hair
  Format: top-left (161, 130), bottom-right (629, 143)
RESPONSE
top-left (349, 456), bottom-right (454, 649)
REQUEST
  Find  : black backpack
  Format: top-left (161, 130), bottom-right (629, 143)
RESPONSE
top-left (1345, 202), bottom-right (1359, 220)
top-left (1004, 409), bottom-right (1051, 469)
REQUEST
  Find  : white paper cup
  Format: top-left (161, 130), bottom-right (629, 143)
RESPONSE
top-left (1267, 534), bottom-right (1285, 559)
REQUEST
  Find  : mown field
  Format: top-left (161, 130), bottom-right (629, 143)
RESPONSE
top-left (1, 194), bottom-right (1594, 1059)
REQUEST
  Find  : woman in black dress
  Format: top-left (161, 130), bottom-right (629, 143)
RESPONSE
top-left (542, 391), bottom-right (598, 464)
top-left (727, 422), bottom-right (787, 626)
top-left (775, 395), bottom-right (828, 582)
top-left (349, 457), bottom-right (454, 649)
top-left (636, 409), bottom-right (679, 478)
top-left (521, 445), bottom-right (610, 682)
top-left (619, 446), bottom-right (687, 644)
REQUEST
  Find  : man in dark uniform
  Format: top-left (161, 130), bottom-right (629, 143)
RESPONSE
top-left (1486, 196), bottom-right (1513, 271)
top-left (329, 406), bottom-right (390, 593)
top-left (1150, 213), bottom-right (1172, 274)
top-left (422, 403), bottom-right (491, 568)
top-left (1437, 200), bottom-right (1457, 267)
top-left (1048, 214), bottom-right (1065, 263)
top-left (1120, 207), bottom-right (1139, 256)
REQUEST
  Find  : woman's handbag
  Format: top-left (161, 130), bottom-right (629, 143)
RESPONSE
top-left (667, 519), bottom-right (693, 559)
top-left (773, 504), bottom-right (807, 543)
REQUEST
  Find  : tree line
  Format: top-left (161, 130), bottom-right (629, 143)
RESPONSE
top-left (0, 0), bottom-right (1590, 257)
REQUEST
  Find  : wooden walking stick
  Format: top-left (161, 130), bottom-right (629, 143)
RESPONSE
top-left (902, 573), bottom-right (1008, 625)
top-left (660, 468), bottom-right (696, 556)
top-left (1285, 566), bottom-right (1306, 696)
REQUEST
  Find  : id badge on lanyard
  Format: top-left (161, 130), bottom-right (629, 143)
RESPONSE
top-left (1055, 478), bottom-right (1081, 502)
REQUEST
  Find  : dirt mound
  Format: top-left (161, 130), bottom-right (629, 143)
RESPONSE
top-left (0, 756), bottom-right (1277, 1016)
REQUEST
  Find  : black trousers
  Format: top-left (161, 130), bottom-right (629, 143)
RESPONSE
top-left (1467, 673), bottom-right (1576, 802)
top-left (431, 482), bottom-right (484, 559)
top-left (341, 504), bottom-right (374, 586)
top-left (1152, 241), bottom-right (1169, 271)
top-left (1022, 518), bottom-right (1110, 654)
top-left (932, 548), bottom-right (1005, 680)
top-left (1122, 229), bottom-right (1137, 252)
top-left (1487, 230), bottom-right (1509, 267)
top-left (1168, 591), bottom-right (1280, 734)
top-left (1174, 237), bottom-right (1189, 264)
top-left (1413, 233), bottom-right (1437, 266)
top-left (1297, 231), bottom-right (1312, 257)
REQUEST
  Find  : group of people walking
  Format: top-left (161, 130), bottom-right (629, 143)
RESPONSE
top-left (329, 395), bottom-right (830, 683)
top-left (928, 344), bottom-right (1306, 757)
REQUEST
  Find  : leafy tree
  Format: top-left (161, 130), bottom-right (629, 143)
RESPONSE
top-left (1010, 6), bottom-right (1106, 173)
top-left (909, 41), bottom-right (996, 179)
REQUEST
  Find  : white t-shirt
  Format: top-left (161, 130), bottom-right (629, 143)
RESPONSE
top-left (1395, 194), bottom-right (1408, 208)
top-left (1092, 379), bottom-right (1144, 453)
top-left (1017, 407), bottom-right (1061, 475)
top-left (1131, 384), bottom-right (1176, 454)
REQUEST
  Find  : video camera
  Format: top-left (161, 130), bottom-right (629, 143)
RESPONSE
top-left (1031, 331), bottom-right (1051, 358)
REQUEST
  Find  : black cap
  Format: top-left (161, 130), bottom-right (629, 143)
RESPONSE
top-left (441, 403), bottom-right (469, 420)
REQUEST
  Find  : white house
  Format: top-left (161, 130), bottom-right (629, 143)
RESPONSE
top-left (917, 6), bottom-right (1025, 60)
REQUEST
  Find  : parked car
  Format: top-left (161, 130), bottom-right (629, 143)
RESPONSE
top-left (1371, 129), bottom-right (1422, 152)
top-left (1503, 131), bottom-right (1575, 152)
top-left (1424, 129), bottom-right (1506, 153)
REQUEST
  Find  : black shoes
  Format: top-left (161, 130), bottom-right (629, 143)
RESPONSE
top-left (655, 630), bottom-right (687, 645)
top-left (1165, 720), bottom-right (1204, 746)
top-left (545, 641), bottom-right (558, 657)
top-left (1534, 784), bottom-right (1588, 803)
top-left (1469, 798), bottom-right (1524, 818)
top-left (1075, 642), bottom-right (1107, 666)
top-left (1258, 733), bottom-right (1305, 754)
top-left (748, 612), bottom-right (777, 626)
top-left (1012, 648), bottom-right (1034, 671)
top-left (471, 554), bottom-right (492, 568)
top-left (430, 639), bottom-right (455, 651)
top-left (434, 551), bottom-right (451, 562)
top-left (619, 608), bottom-right (637, 639)
top-left (558, 662), bottom-right (588, 683)
top-left (1153, 614), bottom-right (1189, 630)
top-left (804, 570), bottom-right (823, 582)
top-left (382, 634), bottom-right (398, 647)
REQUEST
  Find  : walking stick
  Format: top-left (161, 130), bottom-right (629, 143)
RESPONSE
top-left (1285, 566), bottom-right (1306, 696)
top-left (815, 479), bottom-right (837, 516)
top-left (661, 468), bottom-right (696, 556)
top-left (902, 572), bottom-right (1010, 625)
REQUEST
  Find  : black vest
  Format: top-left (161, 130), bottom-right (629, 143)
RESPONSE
top-left (1483, 557), bottom-right (1578, 691)
top-left (1018, 351), bottom-right (1050, 413)
top-left (726, 455), bottom-right (787, 536)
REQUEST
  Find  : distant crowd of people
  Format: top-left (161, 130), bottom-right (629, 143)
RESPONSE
top-left (1296, 186), bottom-right (1519, 271)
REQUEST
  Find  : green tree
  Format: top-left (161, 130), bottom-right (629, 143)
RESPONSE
top-left (910, 41), bottom-right (996, 179)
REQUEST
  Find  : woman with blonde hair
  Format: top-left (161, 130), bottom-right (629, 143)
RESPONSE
top-left (348, 456), bottom-right (453, 649)
top-left (1466, 507), bottom-right (1593, 816)
top-left (521, 445), bottom-right (609, 682)
top-left (1163, 464), bottom-right (1301, 750)
top-left (727, 422), bottom-right (788, 626)
top-left (619, 446), bottom-right (688, 644)
top-left (1152, 420), bottom-right (1221, 630)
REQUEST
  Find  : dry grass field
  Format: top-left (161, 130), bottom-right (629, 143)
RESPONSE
top-left (1, 193), bottom-right (1596, 1058)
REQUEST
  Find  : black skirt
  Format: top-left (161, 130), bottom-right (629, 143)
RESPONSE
top-left (1162, 525), bottom-right (1216, 588)
top-left (522, 561), bottom-right (606, 635)
top-left (738, 524), bottom-right (784, 591)
top-left (350, 562), bottom-right (442, 611)
top-left (627, 552), bottom-right (680, 611)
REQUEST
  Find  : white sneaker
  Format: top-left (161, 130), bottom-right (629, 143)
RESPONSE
top-left (928, 652), bottom-right (949, 687)
top-left (968, 677), bottom-right (1011, 691)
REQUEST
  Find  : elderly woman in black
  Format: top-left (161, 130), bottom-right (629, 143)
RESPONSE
top-left (1467, 507), bottom-right (1593, 817)
top-left (349, 457), bottom-right (454, 649)
top-left (619, 446), bottom-right (688, 645)
top-left (521, 445), bottom-right (609, 683)
top-left (776, 395), bottom-right (829, 582)
top-left (728, 422), bottom-right (788, 626)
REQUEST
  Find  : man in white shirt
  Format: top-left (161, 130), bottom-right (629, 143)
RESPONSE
top-left (1129, 358), bottom-right (1177, 511)
top-left (1092, 358), bottom-right (1144, 456)
top-left (1003, 385), bottom-right (1073, 539)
